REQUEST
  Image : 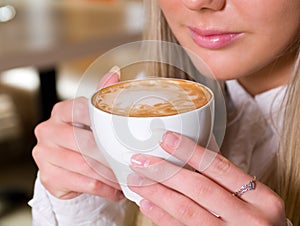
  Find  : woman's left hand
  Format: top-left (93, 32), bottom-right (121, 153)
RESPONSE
top-left (128, 131), bottom-right (286, 226)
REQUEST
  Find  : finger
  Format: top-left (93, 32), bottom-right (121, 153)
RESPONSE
top-left (128, 174), bottom-right (224, 226)
top-left (50, 97), bottom-right (91, 128)
top-left (160, 131), bottom-right (274, 205)
top-left (39, 161), bottom-right (124, 201)
top-left (130, 154), bottom-right (248, 221)
top-left (139, 200), bottom-right (185, 226)
top-left (51, 66), bottom-right (121, 127)
top-left (97, 66), bottom-right (120, 89)
top-left (35, 120), bottom-right (109, 167)
top-left (33, 144), bottom-right (120, 190)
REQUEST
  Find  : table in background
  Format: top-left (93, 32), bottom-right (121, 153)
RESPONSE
top-left (0, 0), bottom-right (143, 120)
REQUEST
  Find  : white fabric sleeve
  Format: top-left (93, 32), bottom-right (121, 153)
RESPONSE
top-left (28, 173), bottom-right (128, 226)
top-left (286, 219), bottom-right (293, 226)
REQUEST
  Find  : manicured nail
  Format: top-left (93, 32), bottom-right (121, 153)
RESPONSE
top-left (131, 154), bottom-right (151, 167)
top-left (109, 65), bottom-right (121, 79)
top-left (99, 65), bottom-right (121, 89)
top-left (119, 193), bottom-right (125, 199)
top-left (162, 131), bottom-right (180, 149)
top-left (127, 173), bottom-right (145, 186)
top-left (114, 189), bottom-right (125, 200)
top-left (140, 199), bottom-right (154, 212)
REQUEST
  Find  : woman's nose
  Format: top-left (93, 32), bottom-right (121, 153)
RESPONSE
top-left (182, 0), bottom-right (225, 11)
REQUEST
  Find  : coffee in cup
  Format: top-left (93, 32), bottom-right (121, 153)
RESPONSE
top-left (92, 78), bottom-right (211, 117)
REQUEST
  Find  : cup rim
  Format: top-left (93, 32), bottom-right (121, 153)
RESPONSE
top-left (90, 78), bottom-right (214, 119)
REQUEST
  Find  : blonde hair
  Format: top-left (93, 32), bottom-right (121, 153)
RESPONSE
top-left (129, 1), bottom-right (300, 225)
top-left (277, 50), bottom-right (300, 225)
top-left (142, 1), bottom-right (195, 80)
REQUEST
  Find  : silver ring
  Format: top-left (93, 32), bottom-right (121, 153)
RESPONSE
top-left (233, 176), bottom-right (256, 197)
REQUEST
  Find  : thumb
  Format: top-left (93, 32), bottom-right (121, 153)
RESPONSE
top-left (97, 66), bottom-right (121, 89)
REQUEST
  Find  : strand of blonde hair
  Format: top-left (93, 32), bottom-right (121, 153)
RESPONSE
top-left (277, 50), bottom-right (300, 225)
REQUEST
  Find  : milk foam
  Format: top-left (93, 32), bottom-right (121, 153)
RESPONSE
top-left (92, 79), bottom-right (211, 117)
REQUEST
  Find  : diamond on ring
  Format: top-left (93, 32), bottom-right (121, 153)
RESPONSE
top-left (233, 176), bottom-right (256, 197)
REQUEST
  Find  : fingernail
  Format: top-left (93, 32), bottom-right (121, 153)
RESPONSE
top-left (114, 189), bottom-right (125, 200)
top-left (140, 199), bottom-right (154, 212)
top-left (127, 173), bottom-right (145, 186)
top-left (131, 154), bottom-right (151, 167)
top-left (119, 192), bottom-right (125, 200)
top-left (109, 65), bottom-right (121, 79)
top-left (162, 131), bottom-right (180, 149)
top-left (99, 65), bottom-right (121, 89)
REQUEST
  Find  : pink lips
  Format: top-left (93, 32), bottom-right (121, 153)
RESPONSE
top-left (189, 27), bottom-right (242, 49)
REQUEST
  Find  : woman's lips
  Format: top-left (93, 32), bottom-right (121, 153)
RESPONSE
top-left (188, 27), bottom-right (242, 49)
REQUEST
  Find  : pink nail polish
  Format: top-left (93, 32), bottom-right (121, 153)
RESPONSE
top-left (162, 132), bottom-right (180, 149)
top-left (140, 199), bottom-right (154, 212)
top-left (127, 173), bottom-right (144, 186)
top-left (118, 192), bottom-right (125, 200)
top-left (108, 66), bottom-right (121, 80)
top-left (131, 154), bottom-right (150, 167)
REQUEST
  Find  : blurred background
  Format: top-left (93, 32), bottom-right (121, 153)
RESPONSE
top-left (0, 0), bottom-right (143, 225)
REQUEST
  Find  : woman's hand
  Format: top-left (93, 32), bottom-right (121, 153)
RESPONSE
top-left (128, 131), bottom-right (286, 226)
top-left (32, 70), bottom-right (124, 201)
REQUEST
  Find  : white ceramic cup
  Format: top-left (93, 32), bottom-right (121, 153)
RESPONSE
top-left (89, 78), bottom-right (214, 205)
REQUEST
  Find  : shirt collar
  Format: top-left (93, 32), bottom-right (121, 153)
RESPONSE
top-left (225, 79), bottom-right (287, 132)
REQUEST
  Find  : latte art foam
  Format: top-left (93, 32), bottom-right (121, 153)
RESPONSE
top-left (92, 79), bottom-right (211, 117)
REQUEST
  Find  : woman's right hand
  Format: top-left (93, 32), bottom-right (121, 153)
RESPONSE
top-left (32, 69), bottom-right (124, 201)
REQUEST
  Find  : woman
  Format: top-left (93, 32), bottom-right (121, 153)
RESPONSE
top-left (29, 0), bottom-right (300, 225)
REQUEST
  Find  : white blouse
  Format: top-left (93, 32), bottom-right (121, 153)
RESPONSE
top-left (221, 80), bottom-right (286, 180)
top-left (29, 80), bottom-right (287, 226)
